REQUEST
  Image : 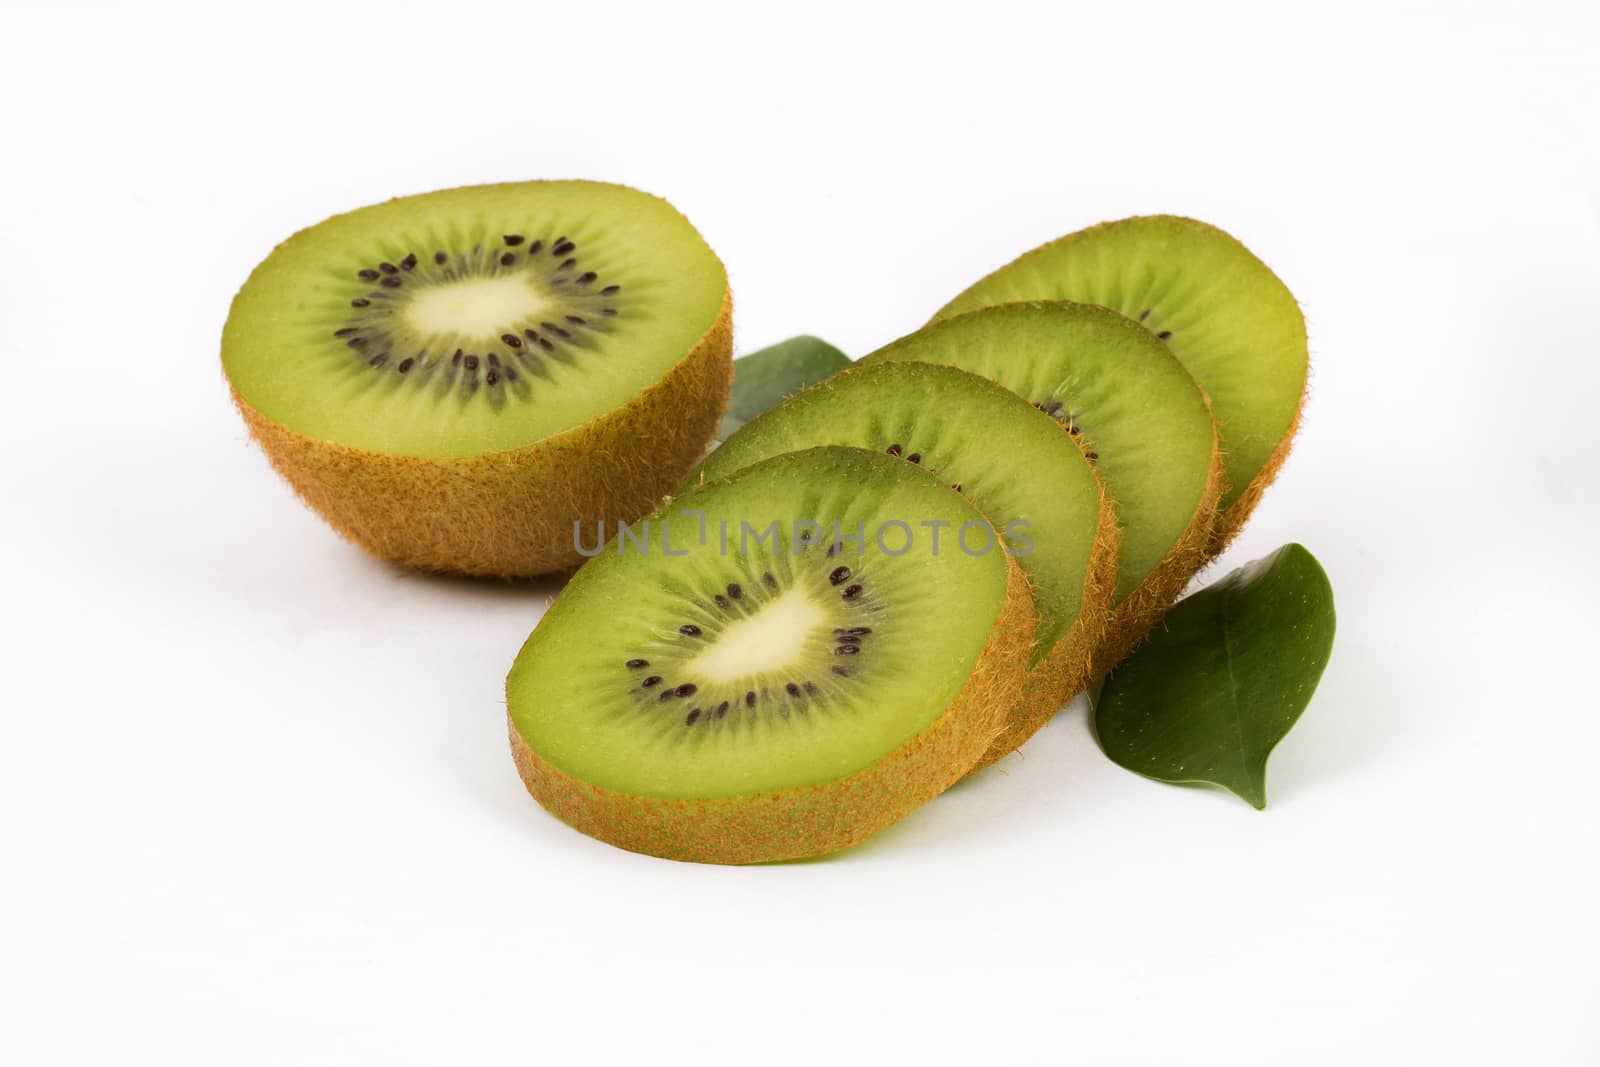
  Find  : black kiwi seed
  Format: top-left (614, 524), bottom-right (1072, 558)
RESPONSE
top-left (433, 251), bottom-right (448, 264)
top-left (907, 453), bottom-right (922, 464)
top-left (358, 269), bottom-right (380, 281)
top-left (401, 253), bottom-right (417, 270)
top-left (642, 675), bottom-right (662, 687)
top-left (380, 262), bottom-right (398, 274)
top-left (381, 276), bottom-right (402, 288)
top-left (1086, 451), bottom-right (1099, 461)
top-left (527, 240), bottom-right (543, 254)
top-left (675, 683), bottom-right (696, 697)
top-left (558, 258), bottom-right (577, 271)
top-left (464, 355), bottom-right (480, 371)
top-left (600, 285), bottom-right (620, 296)
top-left (626, 659), bottom-right (648, 669)
top-left (763, 572), bottom-right (777, 589)
top-left (659, 690), bottom-right (675, 702)
top-left (842, 584), bottom-right (863, 599)
top-left (334, 327), bottom-right (359, 336)
top-left (745, 691), bottom-right (757, 707)
top-left (679, 624), bottom-right (702, 637)
top-left (785, 682), bottom-right (800, 696)
top-left (488, 353), bottom-right (500, 368)
top-left (350, 298), bottom-right (369, 307)
top-left (1157, 330), bottom-right (1172, 341)
top-left (1139, 308), bottom-right (1151, 321)
top-left (486, 370), bottom-right (499, 385)
top-left (886, 443), bottom-right (902, 457)
top-left (541, 322), bottom-right (571, 338)
top-left (600, 308), bottom-right (618, 317)
top-left (504, 366), bottom-right (518, 382)
top-left (502, 333), bottom-right (522, 348)
top-left (500, 252), bottom-right (516, 266)
top-left (452, 350), bottom-right (463, 366)
top-left (369, 354), bottom-right (387, 367)
top-left (716, 700), bottom-right (730, 717)
top-left (347, 338), bottom-right (367, 349)
top-left (398, 358), bottom-right (414, 373)
top-left (553, 239), bottom-right (575, 256)
top-left (685, 708), bottom-right (702, 725)
top-left (503, 234), bottom-right (524, 246)
top-left (536, 336), bottom-right (555, 351)
top-left (566, 315), bottom-right (586, 325)
top-left (726, 583), bottom-right (742, 599)
top-left (714, 594), bottom-right (730, 609)
top-left (829, 566), bottom-right (851, 585)
top-left (951, 482), bottom-right (963, 492)
top-left (576, 272), bottom-right (597, 286)
top-left (835, 645), bottom-right (859, 655)
top-left (832, 665), bottom-right (851, 676)
top-left (847, 627), bottom-right (872, 635)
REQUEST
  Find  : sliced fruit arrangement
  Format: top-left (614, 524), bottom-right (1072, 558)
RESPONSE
top-left (223, 180), bottom-right (732, 577)
top-left (693, 360), bottom-right (1118, 769)
top-left (934, 215), bottom-right (1308, 549)
top-left (230, 187), bottom-right (1327, 859)
top-left (861, 302), bottom-right (1221, 678)
top-left (506, 446), bottom-right (1036, 864)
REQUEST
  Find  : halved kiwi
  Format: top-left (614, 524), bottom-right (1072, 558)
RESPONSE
top-left (223, 180), bottom-right (732, 576)
top-left (935, 215), bottom-right (1306, 548)
top-left (693, 360), bottom-right (1116, 768)
top-left (507, 446), bottom-right (1036, 864)
top-left (862, 302), bottom-right (1221, 677)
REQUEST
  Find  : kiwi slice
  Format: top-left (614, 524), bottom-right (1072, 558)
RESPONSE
top-left (862, 302), bottom-right (1221, 677)
top-left (694, 361), bottom-right (1116, 767)
top-left (934, 215), bottom-right (1306, 547)
top-left (507, 446), bottom-right (1036, 864)
top-left (223, 181), bottom-right (732, 577)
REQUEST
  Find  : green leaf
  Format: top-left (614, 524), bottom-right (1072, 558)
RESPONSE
top-left (716, 336), bottom-right (850, 442)
top-left (1094, 543), bottom-right (1336, 809)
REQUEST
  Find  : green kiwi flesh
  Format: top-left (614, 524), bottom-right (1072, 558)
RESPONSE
top-left (696, 360), bottom-right (1106, 670)
top-left (934, 215), bottom-right (1306, 537)
top-left (862, 302), bottom-right (1217, 616)
top-left (507, 446), bottom-right (1034, 863)
top-left (224, 181), bottom-right (728, 457)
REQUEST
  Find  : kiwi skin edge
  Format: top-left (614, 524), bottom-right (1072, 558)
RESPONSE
top-left (507, 552), bottom-right (1037, 865)
top-left (969, 458), bottom-right (1121, 771)
top-left (231, 292), bottom-right (733, 578)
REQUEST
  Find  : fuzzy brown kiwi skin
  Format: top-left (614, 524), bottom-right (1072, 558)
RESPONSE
top-left (968, 462), bottom-right (1120, 772)
top-left (508, 554), bottom-right (1036, 865)
top-left (1207, 387), bottom-right (1305, 555)
top-left (1089, 420), bottom-right (1226, 681)
top-left (231, 292), bottom-right (732, 578)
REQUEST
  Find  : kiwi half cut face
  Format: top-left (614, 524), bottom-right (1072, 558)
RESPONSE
top-left (695, 360), bottom-right (1117, 768)
top-left (935, 215), bottom-right (1306, 547)
top-left (506, 446), bottom-right (1036, 864)
top-left (863, 302), bottom-right (1221, 678)
top-left (223, 181), bottom-right (732, 576)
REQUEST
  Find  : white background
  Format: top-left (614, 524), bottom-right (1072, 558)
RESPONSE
top-left (3, 4), bottom-right (1597, 1064)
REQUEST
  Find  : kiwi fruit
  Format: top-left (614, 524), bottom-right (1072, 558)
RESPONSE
top-left (693, 360), bottom-right (1116, 768)
top-left (222, 181), bottom-right (732, 577)
top-left (935, 215), bottom-right (1306, 548)
top-left (862, 302), bottom-right (1221, 678)
top-left (506, 446), bottom-right (1036, 863)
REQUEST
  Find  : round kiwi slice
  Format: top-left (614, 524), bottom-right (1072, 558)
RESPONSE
top-left (507, 446), bottom-right (1036, 864)
top-left (693, 361), bottom-right (1117, 768)
top-left (934, 215), bottom-right (1306, 548)
top-left (223, 181), bottom-right (732, 577)
top-left (861, 302), bottom-right (1221, 678)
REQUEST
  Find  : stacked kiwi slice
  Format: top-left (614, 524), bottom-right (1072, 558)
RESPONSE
top-left (229, 192), bottom-right (1306, 863)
